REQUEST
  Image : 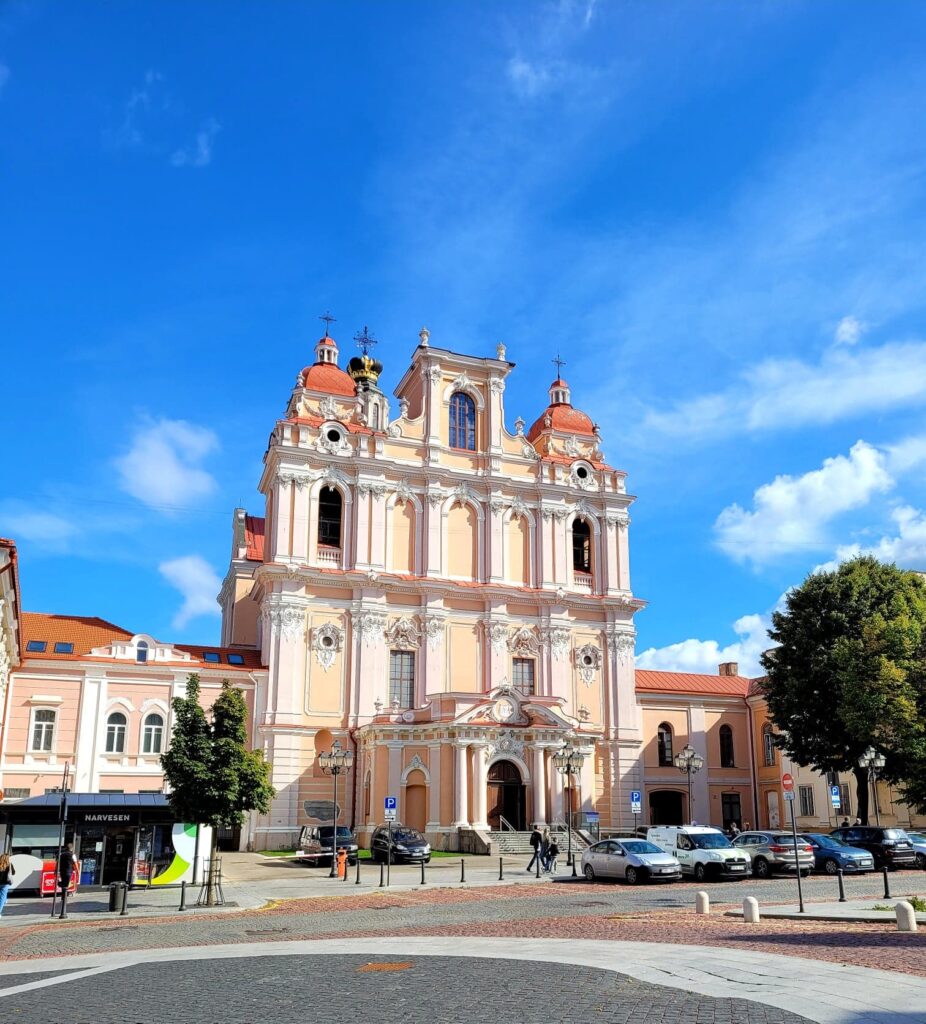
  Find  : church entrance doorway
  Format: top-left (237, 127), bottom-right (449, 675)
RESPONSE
top-left (649, 790), bottom-right (684, 826)
top-left (487, 760), bottom-right (525, 831)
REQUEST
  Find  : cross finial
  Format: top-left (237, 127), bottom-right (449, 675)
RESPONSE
top-left (552, 353), bottom-right (566, 377)
top-left (354, 325), bottom-right (378, 356)
top-left (319, 311), bottom-right (336, 337)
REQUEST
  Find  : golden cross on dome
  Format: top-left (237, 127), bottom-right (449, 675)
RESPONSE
top-left (319, 311), bottom-right (336, 337)
top-left (552, 353), bottom-right (566, 377)
top-left (354, 325), bottom-right (378, 356)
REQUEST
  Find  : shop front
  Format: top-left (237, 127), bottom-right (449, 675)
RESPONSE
top-left (0, 793), bottom-right (210, 891)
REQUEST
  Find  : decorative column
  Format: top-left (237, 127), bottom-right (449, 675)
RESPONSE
top-left (487, 500), bottom-right (505, 583)
top-left (471, 741), bottom-right (488, 829)
top-left (452, 741), bottom-right (470, 827)
top-left (531, 745), bottom-right (548, 825)
top-left (424, 491), bottom-right (443, 577)
top-left (427, 742), bottom-right (442, 829)
top-left (550, 758), bottom-right (565, 823)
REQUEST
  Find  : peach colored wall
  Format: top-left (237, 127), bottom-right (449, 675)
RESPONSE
top-left (447, 505), bottom-right (477, 578)
top-left (6, 677), bottom-right (83, 761)
top-left (389, 502), bottom-right (416, 574)
top-left (641, 707), bottom-right (690, 767)
top-left (507, 516), bottom-right (529, 586)
top-left (440, 744), bottom-right (454, 823)
top-left (447, 622), bottom-right (480, 691)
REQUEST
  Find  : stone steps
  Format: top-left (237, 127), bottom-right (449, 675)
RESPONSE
top-left (490, 830), bottom-right (589, 855)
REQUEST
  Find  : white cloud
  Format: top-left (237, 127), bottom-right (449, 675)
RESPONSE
top-left (159, 555), bottom-right (222, 629)
top-left (714, 440), bottom-right (894, 564)
top-left (114, 418), bottom-right (218, 511)
top-left (831, 505), bottom-right (926, 570)
top-left (641, 341), bottom-right (926, 443)
top-left (171, 118), bottom-right (220, 168)
top-left (834, 315), bottom-right (866, 346)
top-left (0, 505), bottom-right (78, 551)
top-left (108, 69), bottom-right (163, 150)
top-left (507, 56), bottom-right (556, 99)
top-left (636, 612), bottom-right (770, 678)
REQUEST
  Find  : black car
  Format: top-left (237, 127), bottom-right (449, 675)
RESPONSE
top-left (370, 824), bottom-right (431, 863)
top-left (829, 826), bottom-right (916, 869)
top-left (295, 825), bottom-right (359, 866)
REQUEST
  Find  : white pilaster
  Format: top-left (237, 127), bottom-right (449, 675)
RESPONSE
top-left (531, 745), bottom-right (548, 824)
top-left (471, 742), bottom-right (488, 829)
top-left (427, 743), bottom-right (442, 828)
top-left (452, 741), bottom-right (469, 827)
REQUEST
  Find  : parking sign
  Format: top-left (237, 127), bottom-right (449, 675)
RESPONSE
top-left (630, 790), bottom-right (642, 814)
top-left (830, 784), bottom-right (841, 809)
top-left (384, 795), bottom-right (397, 821)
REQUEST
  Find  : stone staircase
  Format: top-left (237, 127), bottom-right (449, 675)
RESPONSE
top-left (490, 829), bottom-right (589, 856)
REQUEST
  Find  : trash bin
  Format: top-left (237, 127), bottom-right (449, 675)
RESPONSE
top-left (108, 882), bottom-right (127, 913)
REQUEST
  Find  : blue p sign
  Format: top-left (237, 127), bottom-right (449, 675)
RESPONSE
top-left (385, 796), bottom-right (397, 811)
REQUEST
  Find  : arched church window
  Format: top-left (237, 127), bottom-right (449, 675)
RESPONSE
top-left (571, 518), bottom-right (592, 574)
top-left (657, 723), bottom-right (674, 766)
top-left (318, 487), bottom-right (343, 549)
top-left (719, 724), bottom-right (735, 767)
top-left (449, 391), bottom-right (476, 451)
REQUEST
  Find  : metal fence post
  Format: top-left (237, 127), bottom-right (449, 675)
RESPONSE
top-left (883, 866), bottom-right (891, 899)
top-left (836, 869), bottom-right (846, 903)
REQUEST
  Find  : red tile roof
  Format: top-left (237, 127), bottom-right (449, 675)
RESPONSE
top-left (635, 669), bottom-right (751, 697)
top-left (244, 515), bottom-right (265, 561)
top-left (300, 362), bottom-right (357, 397)
top-left (527, 403), bottom-right (596, 442)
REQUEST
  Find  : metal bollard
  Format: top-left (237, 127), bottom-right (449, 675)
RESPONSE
top-left (120, 886), bottom-right (129, 917)
top-left (695, 891), bottom-right (710, 915)
top-left (836, 868), bottom-right (846, 903)
top-left (355, 857), bottom-right (361, 885)
top-left (460, 858), bottom-right (466, 883)
top-left (179, 880), bottom-right (187, 912)
top-left (379, 861), bottom-right (385, 887)
top-left (883, 866), bottom-right (891, 899)
top-left (499, 856), bottom-right (504, 881)
top-left (896, 900), bottom-right (918, 932)
top-left (420, 860), bottom-right (426, 885)
top-left (743, 896), bottom-right (760, 923)
top-left (343, 858), bottom-right (349, 882)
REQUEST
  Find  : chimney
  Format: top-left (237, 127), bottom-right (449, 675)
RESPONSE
top-left (718, 662), bottom-right (738, 677)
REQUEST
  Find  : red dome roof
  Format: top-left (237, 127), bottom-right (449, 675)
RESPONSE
top-left (300, 362), bottom-right (356, 397)
top-left (526, 404), bottom-right (595, 442)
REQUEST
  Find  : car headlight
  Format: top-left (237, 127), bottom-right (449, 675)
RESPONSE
top-left (395, 844), bottom-right (408, 852)
top-left (708, 852), bottom-right (723, 861)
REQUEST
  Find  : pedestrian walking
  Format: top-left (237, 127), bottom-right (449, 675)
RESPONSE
top-left (0, 852), bottom-right (15, 918)
top-left (840, 817), bottom-right (850, 827)
top-left (546, 839), bottom-right (560, 874)
top-left (728, 822), bottom-right (741, 838)
top-left (526, 824), bottom-right (543, 872)
top-left (540, 828), bottom-right (551, 870)
top-left (58, 842), bottom-right (76, 895)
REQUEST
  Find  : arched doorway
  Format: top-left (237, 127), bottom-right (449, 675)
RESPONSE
top-left (404, 769), bottom-right (427, 833)
top-left (487, 760), bottom-right (525, 830)
top-left (649, 790), bottom-right (684, 826)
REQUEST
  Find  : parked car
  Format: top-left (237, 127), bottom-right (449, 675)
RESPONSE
top-left (829, 826), bottom-right (917, 869)
top-left (801, 832), bottom-right (875, 874)
top-left (906, 831), bottom-right (926, 869)
top-left (581, 838), bottom-right (682, 884)
top-left (647, 826), bottom-right (751, 881)
top-left (732, 831), bottom-right (815, 878)
top-left (295, 825), bottom-right (359, 866)
top-left (370, 824), bottom-right (431, 863)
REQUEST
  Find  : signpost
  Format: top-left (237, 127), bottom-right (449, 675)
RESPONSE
top-left (630, 790), bottom-right (642, 834)
top-left (830, 785), bottom-right (841, 810)
top-left (781, 773), bottom-right (805, 914)
top-left (384, 797), bottom-right (396, 887)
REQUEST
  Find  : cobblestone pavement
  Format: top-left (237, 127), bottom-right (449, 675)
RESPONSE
top-left (0, 954), bottom-right (817, 1024)
top-left (2, 877), bottom-right (925, 977)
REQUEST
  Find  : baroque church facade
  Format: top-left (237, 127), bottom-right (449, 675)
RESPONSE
top-left (219, 327), bottom-right (645, 848)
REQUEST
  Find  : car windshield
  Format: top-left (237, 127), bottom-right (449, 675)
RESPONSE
top-left (883, 829), bottom-right (908, 840)
top-left (908, 833), bottom-right (926, 843)
top-left (691, 833), bottom-right (733, 849)
top-left (771, 835), bottom-right (800, 845)
top-left (805, 834), bottom-right (844, 848)
top-left (622, 841), bottom-right (662, 855)
top-left (318, 826), bottom-right (354, 838)
top-left (393, 829), bottom-right (423, 842)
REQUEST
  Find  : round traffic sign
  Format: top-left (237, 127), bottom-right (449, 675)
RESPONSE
top-left (782, 772), bottom-right (794, 792)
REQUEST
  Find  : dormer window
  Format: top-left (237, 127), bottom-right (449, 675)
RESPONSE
top-left (449, 391), bottom-right (476, 450)
top-left (136, 640), bottom-right (149, 664)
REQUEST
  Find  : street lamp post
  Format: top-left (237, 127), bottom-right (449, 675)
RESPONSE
top-left (553, 742), bottom-right (586, 877)
top-left (674, 745), bottom-right (704, 824)
top-left (857, 746), bottom-right (886, 826)
top-left (319, 740), bottom-right (354, 878)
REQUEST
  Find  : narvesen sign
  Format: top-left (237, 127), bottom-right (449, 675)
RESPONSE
top-left (78, 812), bottom-right (135, 824)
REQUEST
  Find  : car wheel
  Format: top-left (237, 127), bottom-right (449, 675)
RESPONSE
top-left (425, 856), bottom-right (431, 864)
top-left (753, 858), bottom-right (770, 879)
top-left (916, 853), bottom-right (926, 870)
top-left (694, 863), bottom-right (707, 883)
top-left (800, 869), bottom-right (811, 878)
top-left (824, 858), bottom-right (840, 875)
top-left (584, 864), bottom-right (595, 882)
top-left (624, 866), bottom-right (640, 885)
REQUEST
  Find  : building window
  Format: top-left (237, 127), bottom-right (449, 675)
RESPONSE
top-left (721, 792), bottom-right (742, 830)
top-left (571, 519), bottom-right (591, 574)
top-left (449, 391), bottom-right (476, 450)
top-left (389, 651), bottom-right (415, 708)
top-left (762, 725), bottom-right (776, 767)
top-left (142, 713), bottom-right (165, 754)
top-left (30, 709), bottom-right (56, 752)
top-left (53, 642), bottom-right (74, 654)
top-left (798, 785), bottom-right (815, 817)
top-left (512, 658), bottom-right (535, 696)
top-left (838, 783), bottom-right (852, 816)
top-left (318, 486), bottom-right (343, 548)
top-left (227, 653), bottom-right (245, 665)
top-left (136, 640), bottom-right (149, 664)
top-left (719, 724), bottom-right (735, 767)
top-left (26, 640), bottom-right (46, 653)
top-left (106, 712), bottom-right (128, 754)
top-left (203, 651), bottom-right (221, 663)
top-left (4, 787), bottom-right (29, 799)
top-left (657, 723), bottom-right (674, 766)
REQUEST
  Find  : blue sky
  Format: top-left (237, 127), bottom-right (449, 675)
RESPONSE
top-left (3, 0), bottom-right (926, 674)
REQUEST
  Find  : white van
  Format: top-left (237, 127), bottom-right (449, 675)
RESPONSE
top-left (647, 826), bottom-right (751, 881)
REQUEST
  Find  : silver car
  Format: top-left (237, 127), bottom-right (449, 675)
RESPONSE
top-left (582, 838), bottom-right (682, 885)
top-left (907, 830), bottom-right (926, 869)
top-left (733, 830), bottom-right (815, 878)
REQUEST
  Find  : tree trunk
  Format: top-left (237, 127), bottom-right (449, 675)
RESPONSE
top-left (854, 766), bottom-right (870, 825)
top-left (205, 828), bottom-right (219, 907)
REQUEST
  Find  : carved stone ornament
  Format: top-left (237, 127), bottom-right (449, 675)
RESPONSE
top-left (387, 422), bottom-right (402, 438)
top-left (484, 620), bottom-right (509, 656)
top-left (489, 500), bottom-right (506, 516)
top-left (543, 627), bottom-right (571, 660)
top-left (564, 435), bottom-right (580, 457)
top-left (319, 395), bottom-right (339, 420)
top-left (487, 728), bottom-right (525, 760)
top-left (316, 466), bottom-right (350, 489)
top-left (514, 416), bottom-right (525, 436)
top-left (509, 495), bottom-right (529, 520)
top-left (578, 705), bottom-right (591, 722)
top-left (373, 697), bottom-right (384, 714)
top-left (423, 616), bottom-right (444, 650)
top-left (489, 376), bottom-right (505, 395)
top-left (573, 497), bottom-right (595, 519)
top-left (358, 480), bottom-right (389, 499)
top-left (428, 366), bottom-right (443, 385)
top-left (419, 326), bottom-right (430, 347)
top-left (450, 482), bottom-right (476, 507)
top-left (450, 371), bottom-right (473, 394)
top-left (496, 342), bottom-right (506, 360)
top-left (606, 510), bottom-right (631, 530)
top-left (426, 490), bottom-right (444, 509)
top-left (393, 479), bottom-right (414, 505)
top-left (508, 625), bottom-right (541, 656)
top-left (399, 396), bottom-right (410, 418)
top-left (385, 615), bottom-right (421, 649)
top-left (312, 622), bottom-right (344, 671)
top-left (606, 625), bottom-right (636, 662)
top-left (571, 465), bottom-right (596, 491)
top-left (264, 602), bottom-right (306, 640)
top-left (575, 643), bottom-right (602, 685)
top-left (278, 469), bottom-right (312, 490)
top-left (492, 697), bottom-right (518, 724)
top-left (315, 429), bottom-right (353, 457)
top-left (521, 441), bottom-right (539, 460)
top-left (405, 753), bottom-right (426, 775)
top-left (353, 612), bottom-right (387, 646)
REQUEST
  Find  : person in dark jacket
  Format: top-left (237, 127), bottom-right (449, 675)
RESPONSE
top-left (526, 824), bottom-right (543, 872)
top-left (58, 843), bottom-right (76, 893)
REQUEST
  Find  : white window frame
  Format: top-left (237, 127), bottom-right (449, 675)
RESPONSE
top-left (29, 707), bottom-right (57, 753)
top-left (141, 712), bottom-right (165, 755)
top-left (105, 711), bottom-right (128, 755)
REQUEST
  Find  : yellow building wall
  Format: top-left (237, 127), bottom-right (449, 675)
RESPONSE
top-left (447, 621), bottom-right (481, 691)
top-left (389, 501), bottom-right (416, 574)
top-left (447, 504), bottom-right (477, 578)
top-left (506, 516), bottom-right (530, 586)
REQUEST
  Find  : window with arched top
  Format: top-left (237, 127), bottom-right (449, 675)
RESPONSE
top-left (719, 724), bottom-right (735, 767)
top-left (572, 518), bottom-right (592, 574)
top-left (657, 723), bottom-right (674, 766)
top-left (136, 640), bottom-right (149, 664)
top-left (106, 712), bottom-right (127, 754)
top-left (31, 709), bottom-right (56, 752)
top-left (318, 486), bottom-right (343, 552)
top-left (449, 391), bottom-right (476, 450)
top-left (763, 724), bottom-right (777, 767)
top-left (142, 712), bottom-right (165, 755)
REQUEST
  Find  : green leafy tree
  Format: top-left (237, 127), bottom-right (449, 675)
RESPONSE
top-left (761, 556), bottom-right (926, 823)
top-left (161, 674), bottom-right (275, 903)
